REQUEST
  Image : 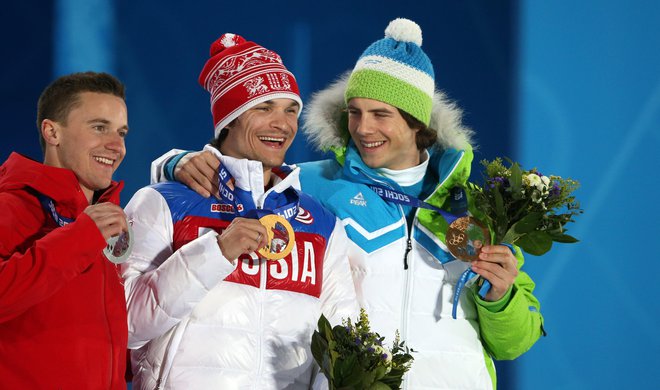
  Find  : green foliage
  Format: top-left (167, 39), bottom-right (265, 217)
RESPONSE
top-left (311, 309), bottom-right (415, 389)
top-left (467, 158), bottom-right (583, 256)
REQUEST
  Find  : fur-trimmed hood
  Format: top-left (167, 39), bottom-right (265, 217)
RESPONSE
top-left (301, 72), bottom-right (474, 155)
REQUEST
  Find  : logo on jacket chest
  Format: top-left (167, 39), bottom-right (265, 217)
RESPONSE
top-left (350, 192), bottom-right (367, 207)
top-left (173, 217), bottom-right (325, 298)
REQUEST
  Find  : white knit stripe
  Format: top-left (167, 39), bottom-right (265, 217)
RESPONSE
top-left (210, 67), bottom-right (296, 106)
top-left (203, 46), bottom-right (282, 89)
top-left (353, 55), bottom-right (435, 97)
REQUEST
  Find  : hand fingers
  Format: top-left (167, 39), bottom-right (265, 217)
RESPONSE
top-left (217, 218), bottom-right (268, 260)
top-left (471, 245), bottom-right (518, 301)
top-left (84, 203), bottom-right (128, 240)
top-left (477, 245), bottom-right (517, 268)
top-left (174, 151), bottom-right (218, 198)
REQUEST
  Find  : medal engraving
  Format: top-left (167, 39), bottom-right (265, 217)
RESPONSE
top-left (446, 216), bottom-right (490, 262)
top-left (103, 224), bottom-right (134, 264)
top-left (257, 214), bottom-right (295, 261)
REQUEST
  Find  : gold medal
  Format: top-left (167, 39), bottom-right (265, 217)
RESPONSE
top-left (446, 216), bottom-right (490, 262)
top-left (257, 214), bottom-right (295, 261)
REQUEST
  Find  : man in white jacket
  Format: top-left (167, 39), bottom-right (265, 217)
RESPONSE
top-left (122, 33), bottom-right (358, 389)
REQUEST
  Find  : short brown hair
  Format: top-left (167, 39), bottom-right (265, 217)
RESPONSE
top-left (36, 72), bottom-right (126, 151)
top-left (398, 108), bottom-right (437, 150)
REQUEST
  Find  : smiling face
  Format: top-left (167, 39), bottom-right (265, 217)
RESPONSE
top-left (219, 98), bottom-right (299, 171)
top-left (347, 97), bottom-right (421, 170)
top-left (42, 91), bottom-right (128, 202)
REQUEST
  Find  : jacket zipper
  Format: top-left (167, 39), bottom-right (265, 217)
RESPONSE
top-left (255, 203), bottom-right (266, 388)
top-left (400, 205), bottom-right (414, 347)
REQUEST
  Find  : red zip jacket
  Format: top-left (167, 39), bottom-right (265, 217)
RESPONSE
top-left (0, 153), bottom-right (128, 389)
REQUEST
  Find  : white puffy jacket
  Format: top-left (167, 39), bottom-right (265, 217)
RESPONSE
top-left (123, 150), bottom-right (358, 389)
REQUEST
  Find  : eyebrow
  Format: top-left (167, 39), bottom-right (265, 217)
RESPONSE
top-left (87, 118), bottom-right (129, 132)
top-left (261, 100), bottom-right (300, 109)
top-left (346, 104), bottom-right (393, 114)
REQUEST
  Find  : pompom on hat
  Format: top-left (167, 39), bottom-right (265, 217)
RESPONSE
top-left (198, 33), bottom-right (303, 138)
top-left (345, 18), bottom-right (435, 126)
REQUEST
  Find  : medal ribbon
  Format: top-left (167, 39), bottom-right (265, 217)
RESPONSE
top-left (37, 194), bottom-right (74, 227)
top-left (367, 184), bottom-right (464, 225)
top-left (365, 183), bottom-right (493, 317)
top-left (217, 165), bottom-right (299, 222)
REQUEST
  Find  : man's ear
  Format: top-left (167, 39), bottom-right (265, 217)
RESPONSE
top-left (41, 119), bottom-right (60, 146)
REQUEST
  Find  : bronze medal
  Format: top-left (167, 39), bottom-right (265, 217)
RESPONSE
top-left (257, 214), bottom-right (295, 261)
top-left (446, 216), bottom-right (490, 262)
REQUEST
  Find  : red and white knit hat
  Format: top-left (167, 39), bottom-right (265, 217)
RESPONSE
top-left (198, 33), bottom-right (303, 138)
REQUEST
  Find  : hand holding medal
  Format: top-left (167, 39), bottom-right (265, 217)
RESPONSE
top-left (257, 214), bottom-right (295, 261)
top-left (103, 223), bottom-right (134, 264)
top-left (216, 165), bottom-right (297, 262)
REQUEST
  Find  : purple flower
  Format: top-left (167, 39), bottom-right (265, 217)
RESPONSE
top-left (549, 182), bottom-right (561, 198)
top-left (488, 176), bottom-right (507, 189)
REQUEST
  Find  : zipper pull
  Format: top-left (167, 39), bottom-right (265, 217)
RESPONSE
top-left (403, 238), bottom-right (412, 269)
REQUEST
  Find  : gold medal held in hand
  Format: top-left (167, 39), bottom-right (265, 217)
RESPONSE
top-left (257, 214), bottom-right (295, 261)
top-left (446, 216), bottom-right (491, 262)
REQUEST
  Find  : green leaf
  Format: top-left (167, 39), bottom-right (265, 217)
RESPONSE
top-left (369, 381), bottom-right (392, 390)
top-left (311, 330), bottom-right (329, 366)
top-left (317, 314), bottom-right (333, 339)
top-left (509, 162), bottom-right (523, 198)
top-left (335, 354), bottom-right (360, 387)
top-left (493, 187), bottom-right (507, 241)
top-left (516, 231), bottom-right (553, 255)
top-left (512, 212), bottom-right (543, 234)
top-left (551, 233), bottom-right (579, 243)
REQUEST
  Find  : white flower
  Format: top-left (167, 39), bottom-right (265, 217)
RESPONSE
top-left (526, 173), bottom-right (550, 196)
top-left (541, 175), bottom-right (550, 186)
top-left (374, 345), bottom-right (393, 373)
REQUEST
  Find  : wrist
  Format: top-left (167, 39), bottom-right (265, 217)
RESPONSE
top-left (164, 151), bottom-right (191, 181)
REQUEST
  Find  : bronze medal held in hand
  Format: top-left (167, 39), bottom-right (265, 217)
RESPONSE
top-left (446, 216), bottom-right (490, 262)
top-left (257, 214), bottom-right (295, 261)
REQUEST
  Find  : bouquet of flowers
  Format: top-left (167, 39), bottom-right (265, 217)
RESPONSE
top-left (311, 309), bottom-right (414, 390)
top-left (466, 157), bottom-right (583, 256)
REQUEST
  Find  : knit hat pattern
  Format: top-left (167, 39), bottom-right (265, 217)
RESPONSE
top-left (345, 18), bottom-right (435, 126)
top-left (198, 33), bottom-right (303, 138)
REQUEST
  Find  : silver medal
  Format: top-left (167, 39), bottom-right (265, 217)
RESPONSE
top-left (103, 224), bottom-right (134, 264)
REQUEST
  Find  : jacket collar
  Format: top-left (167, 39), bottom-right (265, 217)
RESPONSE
top-left (203, 145), bottom-right (301, 208)
top-left (0, 152), bottom-right (123, 210)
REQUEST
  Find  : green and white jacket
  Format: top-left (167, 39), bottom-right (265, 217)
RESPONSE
top-left (298, 74), bottom-right (544, 390)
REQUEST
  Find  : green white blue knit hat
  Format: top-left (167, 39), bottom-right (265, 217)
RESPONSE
top-left (345, 18), bottom-right (435, 126)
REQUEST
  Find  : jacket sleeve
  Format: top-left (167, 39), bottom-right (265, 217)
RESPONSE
top-left (121, 187), bottom-right (236, 349)
top-left (473, 246), bottom-right (545, 360)
top-left (150, 149), bottom-right (187, 185)
top-left (0, 192), bottom-right (107, 323)
top-left (318, 218), bottom-right (360, 325)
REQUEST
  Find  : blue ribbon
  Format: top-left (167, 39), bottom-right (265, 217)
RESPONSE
top-left (367, 184), bottom-right (460, 225)
top-left (217, 165), bottom-right (299, 222)
top-left (452, 243), bottom-right (515, 319)
top-left (37, 194), bottom-right (74, 227)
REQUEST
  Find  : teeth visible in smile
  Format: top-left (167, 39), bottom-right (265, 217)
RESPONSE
top-left (94, 157), bottom-right (114, 165)
top-left (259, 136), bottom-right (285, 143)
top-left (362, 141), bottom-right (385, 148)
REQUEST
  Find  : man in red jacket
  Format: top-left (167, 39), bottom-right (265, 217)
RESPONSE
top-left (0, 72), bottom-right (130, 389)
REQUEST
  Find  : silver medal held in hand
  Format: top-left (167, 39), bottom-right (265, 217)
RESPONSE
top-left (103, 223), bottom-right (134, 264)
